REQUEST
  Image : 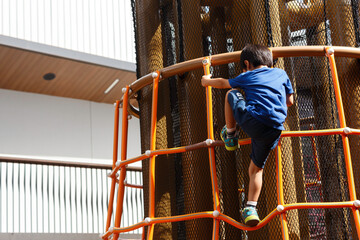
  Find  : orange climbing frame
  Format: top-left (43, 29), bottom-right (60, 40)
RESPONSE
top-left (203, 57), bottom-right (221, 239)
top-left (101, 46), bottom-right (360, 240)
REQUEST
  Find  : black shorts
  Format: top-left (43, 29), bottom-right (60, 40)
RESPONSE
top-left (227, 89), bottom-right (282, 168)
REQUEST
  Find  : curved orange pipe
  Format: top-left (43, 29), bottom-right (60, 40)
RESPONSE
top-left (203, 57), bottom-right (220, 240)
top-left (326, 48), bottom-right (360, 237)
top-left (104, 100), bottom-right (121, 238)
top-left (113, 86), bottom-right (130, 240)
top-left (105, 201), bottom-right (358, 235)
top-left (108, 128), bottom-right (359, 176)
top-left (108, 47), bottom-right (360, 239)
top-left (147, 71), bottom-right (160, 240)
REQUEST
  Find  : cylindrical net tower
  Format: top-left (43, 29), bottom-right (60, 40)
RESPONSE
top-left (130, 0), bottom-right (360, 239)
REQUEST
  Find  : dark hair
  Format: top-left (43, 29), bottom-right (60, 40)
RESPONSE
top-left (240, 44), bottom-right (273, 71)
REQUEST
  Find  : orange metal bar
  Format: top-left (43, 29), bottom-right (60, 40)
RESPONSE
top-left (104, 100), bottom-right (121, 239)
top-left (107, 200), bottom-right (357, 235)
top-left (147, 71), bottom-right (160, 240)
top-left (125, 46), bottom-right (360, 116)
top-left (308, 125), bottom-right (323, 200)
top-left (110, 140), bottom-right (224, 177)
top-left (145, 212), bottom-right (215, 224)
top-left (112, 101), bottom-right (121, 168)
top-left (123, 181), bottom-right (143, 189)
top-left (112, 220), bottom-right (148, 234)
top-left (113, 86), bottom-right (130, 240)
top-left (141, 226), bottom-right (146, 240)
top-left (282, 128), bottom-right (345, 137)
top-left (104, 181), bottom-right (116, 239)
top-left (276, 142), bottom-right (289, 240)
top-left (110, 147), bottom-right (187, 177)
top-left (217, 200), bottom-right (349, 232)
top-left (326, 47), bottom-right (360, 237)
top-left (309, 126), bottom-right (321, 183)
top-left (305, 181), bottom-right (321, 187)
top-left (105, 47), bottom-right (360, 240)
top-left (108, 127), bottom-right (359, 177)
top-left (203, 57), bottom-right (220, 240)
top-left (350, 128), bottom-right (360, 135)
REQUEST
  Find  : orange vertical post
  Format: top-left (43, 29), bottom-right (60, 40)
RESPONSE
top-left (113, 86), bottom-right (131, 240)
top-left (325, 47), bottom-right (360, 237)
top-left (202, 57), bottom-right (220, 240)
top-left (276, 142), bottom-right (289, 240)
top-left (147, 71), bottom-right (160, 240)
top-left (104, 100), bottom-right (121, 239)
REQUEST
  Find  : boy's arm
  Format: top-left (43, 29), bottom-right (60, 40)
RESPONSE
top-left (201, 75), bottom-right (231, 89)
top-left (286, 93), bottom-right (294, 107)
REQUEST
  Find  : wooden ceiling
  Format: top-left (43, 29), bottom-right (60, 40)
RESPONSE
top-left (0, 44), bottom-right (137, 104)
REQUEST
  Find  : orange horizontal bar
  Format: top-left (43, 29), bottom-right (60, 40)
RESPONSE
top-left (108, 127), bottom-right (360, 178)
top-left (109, 154), bottom-right (149, 178)
top-left (239, 128), bottom-right (359, 146)
top-left (218, 210), bottom-right (279, 231)
top-left (112, 212), bottom-right (214, 234)
top-left (126, 46), bottom-right (360, 105)
top-left (109, 128), bottom-right (360, 177)
top-left (349, 128), bottom-right (360, 135)
top-left (102, 220), bottom-right (147, 238)
top-left (109, 140), bottom-right (224, 177)
top-left (146, 212), bottom-right (214, 225)
top-left (107, 201), bottom-right (357, 235)
top-left (124, 182), bottom-right (143, 189)
top-left (305, 181), bottom-right (321, 187)
top-left (222, 201), bottom-right (356, 231)
top-left (238, 138), bottom-right (252, 146)
top-left (125, 46), bottom-right (360, 117)
top-left (114, 178), bottom-right (143, 189)
top-left (282, 128), bottom-right (344, 137)
top-left (285, 201), bottom-right (354, 210)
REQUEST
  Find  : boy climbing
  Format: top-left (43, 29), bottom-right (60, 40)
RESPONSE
top-left (201, 44), bottom-right (294, 227)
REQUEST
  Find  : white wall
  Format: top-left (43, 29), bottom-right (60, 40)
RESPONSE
top-left (0, 0), bottom-right (135, 63)
top-left (0, 88), bottom-right (141, 166)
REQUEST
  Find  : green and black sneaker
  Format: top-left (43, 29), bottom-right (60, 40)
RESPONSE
top-left (220, 125), bottom-right (238, 151)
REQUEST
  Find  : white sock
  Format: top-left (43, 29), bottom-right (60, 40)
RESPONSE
top-left (227, 127), bottom-right (236, 134)
top-left (246, 201), bottom-right (257, 208)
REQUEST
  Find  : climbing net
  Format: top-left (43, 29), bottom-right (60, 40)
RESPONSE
top-left (101, 46), bottom-right (360, 240)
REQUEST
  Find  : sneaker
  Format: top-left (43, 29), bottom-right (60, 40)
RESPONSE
top-left (241, 207), bottom-right (260, 227)
top-left (220, 125), bottom-right (238, 151)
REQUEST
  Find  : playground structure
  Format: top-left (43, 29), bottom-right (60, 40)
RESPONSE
top-left (101, 46), bottom-right (360, 240)
top-left (103, 1), bottom-right (360, 239)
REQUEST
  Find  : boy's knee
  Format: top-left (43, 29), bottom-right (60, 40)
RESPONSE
top-left (249, 161), bottom-right (263, 176)
top-left (225, 89), bottom-right (235, 103)
top-left (226, 89), bottom-right (244, 102)
top-left (225, 89), bottom-right (234, 99)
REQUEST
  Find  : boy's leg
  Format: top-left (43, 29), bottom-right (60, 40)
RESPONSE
top-left (248, 161), bottom-right (263, 202)
top-left (221, 90), bottom-right (244, 151)
top-left (241, 161), bottom-right (262, 227)
top-left (224, 90), bottom-right (237, 131)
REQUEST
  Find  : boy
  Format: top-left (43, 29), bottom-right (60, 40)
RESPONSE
top-left (201, 44), bottom-right (294, 227)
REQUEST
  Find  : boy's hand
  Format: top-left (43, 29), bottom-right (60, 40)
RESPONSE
top-left (201, 74), bottom-right (212, 87)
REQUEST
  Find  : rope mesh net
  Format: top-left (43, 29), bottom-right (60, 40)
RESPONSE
top-left (130, 0), bottom-right (360, 239)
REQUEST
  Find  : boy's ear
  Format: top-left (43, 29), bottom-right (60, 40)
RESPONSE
top-left (244, 60), bottom-right (250, 71)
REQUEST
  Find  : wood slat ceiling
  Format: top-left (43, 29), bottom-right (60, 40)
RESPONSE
top-left (0, 44), bottom-right (137, 105)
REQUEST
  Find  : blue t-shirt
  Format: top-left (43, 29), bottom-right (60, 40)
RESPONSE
top-left (229, 67), bottom-right (293, 130)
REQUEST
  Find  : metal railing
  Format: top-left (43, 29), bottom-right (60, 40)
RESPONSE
top-left (0, 158), bottom-right (143, 234)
